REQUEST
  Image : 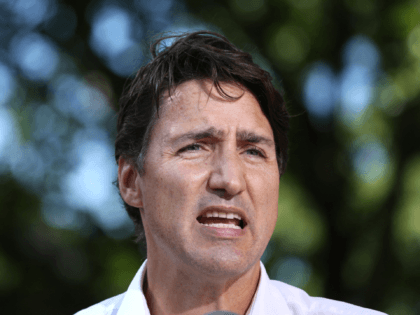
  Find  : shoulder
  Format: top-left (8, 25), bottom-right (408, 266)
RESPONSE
top-left (268, 279), bottom-right (388, 315)
top-left (74, 293), bottom-right (125, 315)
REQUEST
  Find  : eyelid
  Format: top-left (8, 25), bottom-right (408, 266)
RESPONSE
top-left (178, 142), bottom-right (204, 153)
top-left (244, 145), bottom-right (267, 158)
top-left (178, 142), bottom-right (268, 157)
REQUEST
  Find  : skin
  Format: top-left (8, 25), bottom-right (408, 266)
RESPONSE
top-left (118, 80), bottom-right (280, 315)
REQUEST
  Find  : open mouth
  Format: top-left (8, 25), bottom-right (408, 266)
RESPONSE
top-left (196, 215), bottom-right (246, 230)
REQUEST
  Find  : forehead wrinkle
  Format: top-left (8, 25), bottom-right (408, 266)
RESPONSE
top-left (166, 125), bottom-right (274, 148)
top-left (166, 127), bottom-right (225, 146)
top-left (158, 81), bottom-right (273, 147)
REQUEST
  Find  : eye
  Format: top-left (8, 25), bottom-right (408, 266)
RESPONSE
top-left (178, 143), bottom-right (202, 153)
top-left (245, 147), bottom-right (265, 158)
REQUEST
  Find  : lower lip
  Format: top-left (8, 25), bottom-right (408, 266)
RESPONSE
top-left (198, 223), bottom-right (247, 238)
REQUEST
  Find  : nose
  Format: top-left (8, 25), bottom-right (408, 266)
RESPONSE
top-left (207, 148), bottom-right (246, 198)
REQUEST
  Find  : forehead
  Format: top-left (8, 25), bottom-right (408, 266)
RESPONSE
top-left (164, 80), bottom-right (268, 121)
top-left (151, 80), bottom-right (274, 142)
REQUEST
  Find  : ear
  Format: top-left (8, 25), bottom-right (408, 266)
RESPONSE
top-left (118, 157), bottom-right (143, 208)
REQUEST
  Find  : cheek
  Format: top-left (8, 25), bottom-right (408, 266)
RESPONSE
top-left (266, 174), bottom-right (280, 220)
top-left (250, 165), bottom-right (279, 199)
top-left (249, 167), bottom-right (279, 226)
top-left (143, 163), bottom-right (208, 220)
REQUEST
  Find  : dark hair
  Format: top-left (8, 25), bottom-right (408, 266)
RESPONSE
top-left (115, 31), bottom-right (289, 245)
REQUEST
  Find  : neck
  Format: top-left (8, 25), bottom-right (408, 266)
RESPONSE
top-left (143, 258), bottom-right (260, 315)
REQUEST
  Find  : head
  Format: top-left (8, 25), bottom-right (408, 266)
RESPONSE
top-left (115, 31), bottom-right (289, 253)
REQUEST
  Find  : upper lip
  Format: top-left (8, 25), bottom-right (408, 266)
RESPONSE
top-left (197, 205), bottom-right (249, 226)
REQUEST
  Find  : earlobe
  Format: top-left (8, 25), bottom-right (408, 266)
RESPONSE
top-left (118, 157), bottom-right (143, 208)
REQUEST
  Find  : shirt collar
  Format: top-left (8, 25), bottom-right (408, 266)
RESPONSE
top-left (116, 259), bottom-right (149, 315)
top-left (251, 261), bottom-right (293, 315)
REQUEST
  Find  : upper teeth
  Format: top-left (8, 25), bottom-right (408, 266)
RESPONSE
top-left (204, 211), bottom-right (242, 220)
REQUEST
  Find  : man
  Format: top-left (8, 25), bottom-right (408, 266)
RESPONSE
top-left (76, 31), bottom-right (386, 315)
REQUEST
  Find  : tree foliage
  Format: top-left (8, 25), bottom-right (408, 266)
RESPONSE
top-left (0, 0), bottom-right (419, 314)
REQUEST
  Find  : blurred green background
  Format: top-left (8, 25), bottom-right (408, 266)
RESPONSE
top-left (0, 0), bottom-right (419, 314)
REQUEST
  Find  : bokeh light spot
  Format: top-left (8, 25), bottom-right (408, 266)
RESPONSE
top-left (342, 35), bottom-right (380, 70)
top-left (339, 65), bottom-right (374, 121)
top-left (389, 4), bottom-right (420, 38)
top-left (90, 6), bottom-right (136, 59)
top-left (8, 0), bottom-right (50, 27)
top-left (393, 151), bottom-right (420, 282)
top-left (337, 35), bottom-right (381, 125)
top-left (0, 62), bottom-right (16, 107)
top-left (9, 143), bottom-right (46, 189)
top-left (10, 32), bottom-right (59, 81)
top-left (394, 156), bottom-right (420, 246)
top-left (274, 175), bottom-right (326, 255)
top-left (352, 140), bottom-right (389, 184)
top-left (63, 138), bottom-right (114, 209)
top-left (42, 197), bottom-right (81, 230)
top-left (407, 25), bottom-right (420, 59)
top-left (269, 25), bottom-right (309, 69)
top-left (303, 62), bottom-right (337, 119)
top-left (0, 109), bottom-right (20, 166)
top-left (32, 105), bottom-right (59, 141)
top-left (376, 76), bottom-right (405, 116)
top-left (107, 44), bottom-right (143, 77)
top-left (52, 74), bottom-right (111, 124)
top-left (61, 129), bottom-right (128, 230)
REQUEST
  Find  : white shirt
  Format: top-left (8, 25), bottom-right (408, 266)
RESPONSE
top-left (75, 260), bottom-right (387, 315)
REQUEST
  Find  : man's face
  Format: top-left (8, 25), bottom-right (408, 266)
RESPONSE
top-left (137, 80), bottom-right (279, 278)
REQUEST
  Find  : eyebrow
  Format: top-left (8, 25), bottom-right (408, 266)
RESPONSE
top-left (169, 127), bottom-right (275, 147)
top-left (236, 130), bottom-right (275, 146)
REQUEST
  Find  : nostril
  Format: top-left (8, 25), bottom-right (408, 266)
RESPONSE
top-left (214, 189), bottom-right (225, 198)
